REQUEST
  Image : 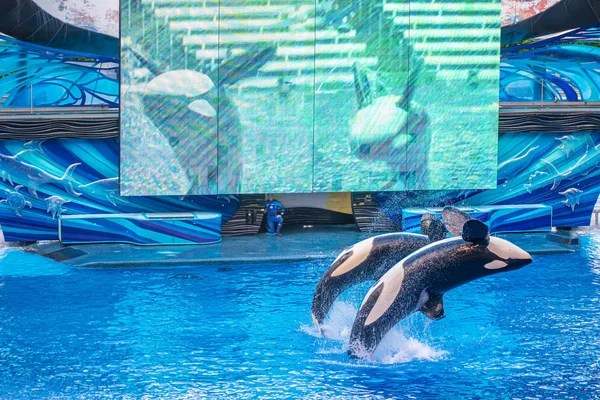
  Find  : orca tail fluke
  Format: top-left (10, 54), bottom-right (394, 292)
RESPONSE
top-left (442, 206), bottom-right (472, 237)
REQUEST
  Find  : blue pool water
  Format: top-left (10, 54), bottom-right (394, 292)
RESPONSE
top-left (1, 234), bottom-right (600, 399)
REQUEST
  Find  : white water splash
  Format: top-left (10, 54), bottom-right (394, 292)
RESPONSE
top-left (302, 301), bottom-right (447, 364)
top-left (373, 329), bottom-right (447, 364)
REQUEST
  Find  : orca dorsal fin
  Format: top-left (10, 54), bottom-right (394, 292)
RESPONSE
top-left (462, 219), bottom-right (490, 246)
top-left (442, 206), bottom-right (472, 237)
top-left (420, 291), bottom-right (445, 321)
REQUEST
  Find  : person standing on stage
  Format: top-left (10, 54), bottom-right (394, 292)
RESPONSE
top-left (265, 194), bottom-right (285, 237)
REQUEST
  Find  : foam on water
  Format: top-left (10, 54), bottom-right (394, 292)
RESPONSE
top-left (302, 301), bottom-right (447, 364)
top-left (372, 328), bottom-right (448, 364)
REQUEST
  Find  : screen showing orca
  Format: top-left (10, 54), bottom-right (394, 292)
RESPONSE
top-left (120, 0), bottom-right (501, 195)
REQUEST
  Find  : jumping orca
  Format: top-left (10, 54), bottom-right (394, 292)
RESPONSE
top-left (312, 213), bottom-right (453, 330)
top-left (348, 220), bottom-right (532, 358)
top-left (348, 63), bottom-right (429, 190)
top-left (311, 232), bottom-right (431, 330)
top-left (124, 44), bottom-right (275, 194)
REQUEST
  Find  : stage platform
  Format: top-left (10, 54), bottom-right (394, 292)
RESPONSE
top-left (25, 225), bottom-right (579, 268)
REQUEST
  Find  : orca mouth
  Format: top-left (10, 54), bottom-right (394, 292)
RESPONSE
top-left (504, 254), bottom-right (533, 270)
top-left (515, 256), bottom-right (533, 268)
top-left (511, 247), bottom-right (533, 268)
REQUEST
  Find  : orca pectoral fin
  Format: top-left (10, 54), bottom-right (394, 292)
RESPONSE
top-left (420, 292), bottom-right (445, 321)
top-left (461, 219), bottom-right (490, 246)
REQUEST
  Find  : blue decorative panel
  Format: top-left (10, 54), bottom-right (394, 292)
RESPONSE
top-left (0, 138), bottom-right (238, 242)
top-left (59, 212), bottom-right (221, 245)
top-left (0, 35), bottom-right (118, 108)
top-left (403, 205), bottom-right (552, 234)
top-left (1, 132), bottom-right (597, 242)
top-left (378, 131), bottom-right (600, 229)
top-left (501, 27), bottom-right (600, 102)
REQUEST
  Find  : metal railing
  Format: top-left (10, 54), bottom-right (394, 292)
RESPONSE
top-left (593, 207), bottom-right (600, 226)
top-left (0, 106), bottom-right (118, 120)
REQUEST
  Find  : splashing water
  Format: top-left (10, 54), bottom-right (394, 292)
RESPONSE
top-left (373, 328), bottom-right (448, 364)
top-left (302, 301), bottom-right (447, 364)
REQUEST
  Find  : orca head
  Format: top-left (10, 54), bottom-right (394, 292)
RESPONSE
top-left (484, 236), bottom-right (533, 271)
top-left (461, 219), bottom-right (532, 272)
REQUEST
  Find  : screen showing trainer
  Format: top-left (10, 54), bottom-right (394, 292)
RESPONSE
top-left (120, 0), bottom-right (500, 195)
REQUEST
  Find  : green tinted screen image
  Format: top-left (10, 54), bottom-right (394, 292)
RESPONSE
top-left (120, 0), bottom-right (500, 195)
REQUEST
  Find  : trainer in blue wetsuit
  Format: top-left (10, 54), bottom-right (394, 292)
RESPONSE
top-left (265, 194), bottom-right (285, 236)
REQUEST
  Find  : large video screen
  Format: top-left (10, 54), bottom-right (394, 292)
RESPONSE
top-left (120, 0), bottom-right (500, 195)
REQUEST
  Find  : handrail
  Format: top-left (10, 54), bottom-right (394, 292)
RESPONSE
top-left (592, 207), bottom-right (600, 226)
top-left (0, 107), bottom-right (118, 120)
top-left (0, 102), bottom-right (598, 116)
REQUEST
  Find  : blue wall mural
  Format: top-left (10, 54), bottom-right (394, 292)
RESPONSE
top-left (501, 27), bottom-right (600, 102)
top-left (0, 35), bottom-right (118, 108)
top-left (0, 139), bottom-right (238, 241)
top-left (376, 131), bottom-right (600, 229)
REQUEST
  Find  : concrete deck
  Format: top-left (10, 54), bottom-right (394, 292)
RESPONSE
top-left (25, 225), bottom-right (580, 268)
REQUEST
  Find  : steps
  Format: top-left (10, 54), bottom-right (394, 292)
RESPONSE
top-left (138, 0), bottom-right (502, 88)
top-left (221, 194), bottom-right (264, 236)
top-left (142, 0), bottom-right (376, 91)
top-left (351, 192), bottom-right (403, 233)
top-left (383, 0), bottom-right (501, 81)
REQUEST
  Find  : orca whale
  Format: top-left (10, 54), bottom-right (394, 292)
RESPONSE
top-left (124, 44), bottom-right (275, 194)
top-left (348, 220), bottom-right (532, 358)
top-left (311, 232), bottom-right (431, 330)
top-left (312, 212), bottom-right (454, 330)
